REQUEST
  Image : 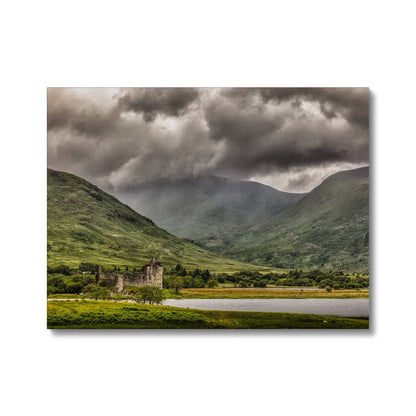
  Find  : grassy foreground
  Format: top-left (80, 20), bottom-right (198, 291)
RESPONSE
top-left (47, 300), bottom-right (369, 329)
top-left (171, 288), bottom-right (369, 299)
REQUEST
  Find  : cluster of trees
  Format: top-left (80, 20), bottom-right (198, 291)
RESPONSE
top-left (163, 264), bottom-right (219, 291)
top-left (164, 266), bottom-right (275, 289)
top-left (273, 269), bottom-right (369, 289)
top-left (164, 265), bottom-right (369, 290)
top-left (47, 273), bottom-right (97, 295)
top-left (47, 263), bottom-right (369, 295)
top-left (47, 272), bottom-right (112, 299)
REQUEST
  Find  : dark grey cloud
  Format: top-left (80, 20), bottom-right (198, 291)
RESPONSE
top-left (224, 87), bottom-right (369, 129)
top-left (203, 94), bottom-right (283, 142)
top-left (202, 88), bottom-right (368, 179)
top-left (47, 87), bottom-right (369, 193)
top-left (117, 88), bottom-right (200, 121)
top-left (48, 88), bottom-right (120, 137)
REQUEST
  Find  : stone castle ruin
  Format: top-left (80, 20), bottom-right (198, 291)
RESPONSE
top-left (96, 257), bottom-right (163, 293)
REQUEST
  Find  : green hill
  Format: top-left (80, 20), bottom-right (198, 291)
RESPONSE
top-left (202, 167), bottom-right (369, 272)
top-left (115, 175), bottom-right (304, 241)
top-left (47, 169), bottom-right (265, 272)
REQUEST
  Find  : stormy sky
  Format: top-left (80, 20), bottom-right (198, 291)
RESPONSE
top-left (47, 87), bottom-right (369, 193)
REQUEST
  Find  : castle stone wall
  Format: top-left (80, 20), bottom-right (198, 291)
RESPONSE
top-left (97, 257), bottom-right (163, 293)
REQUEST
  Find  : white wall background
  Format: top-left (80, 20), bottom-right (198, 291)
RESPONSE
top-left (1, 1), bottom-right (415, 415)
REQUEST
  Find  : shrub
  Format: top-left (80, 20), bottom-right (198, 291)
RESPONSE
top-left (48, 265), bottom-right (71, 276)
top-left (183, 275), bottom-right (195, 288)
top-left (47, 285), bottom-right (59, 295)
top-left (66, 282), bottom-right (83, 294)
top-left (207, 278), bottom-right (219, 288)
top-left (193, 278), bottom-right (205, 288)
top-left (47, 275), bottom-right (67, 293)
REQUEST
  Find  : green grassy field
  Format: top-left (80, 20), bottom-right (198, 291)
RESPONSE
top-left (47, 287), bottom-right (369, 300)
top-left (47, 300), bottom-right (369, 329)
top-left (167, 288), bottom-right (369, 299)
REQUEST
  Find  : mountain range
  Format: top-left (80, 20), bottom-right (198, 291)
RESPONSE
top-left (48, 166), bottom-right (369, 272)
top-left (202, 167), bottom-right (369, 271)
top-left (47, 168), bottom-right (260, 272)
top-left (115, 175), bottom-right (305, 240)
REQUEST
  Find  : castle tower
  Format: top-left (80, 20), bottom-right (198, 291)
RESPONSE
top-left (142, 257), bottom-right (163, 288)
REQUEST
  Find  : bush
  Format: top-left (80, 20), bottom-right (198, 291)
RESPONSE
top-left (183, 275), bottom-right (195, 288)
top-left (207, 278), bottom-right (219, 288)
top-left (47, 285), bottom-right (59, 295)
top-left (48, 265), bottom-right (71, 276)
top-left (66, 282), bottom-right (83, 294)
top-left (48, 308), bottom-right (208, 327)
top-left (193, 278), bottom-right (205, 288)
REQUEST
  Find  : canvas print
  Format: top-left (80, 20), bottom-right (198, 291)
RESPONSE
top-left (47, 87), bottom-right (369, 329)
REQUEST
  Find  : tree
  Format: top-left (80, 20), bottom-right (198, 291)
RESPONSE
top-left (173, 277), bottom-right (184, 294)
top-left (217, 274), bottom-right (226, 284)
top-left (183, 275), bottom-right (194, 288)
top-left (132, 286), bottom-right (165, 304)
top-left (192, 268), bottom-right (201, 278)
top-left (325, 286), bottom-right (332, 293)
top-left (193, 277), bottom-right (205, 288)
top-left (47, 265), bottom-right (71, 276)
top-left (207, 278), bottom-right (218, 288)
top-left (174, 264), bottom-right (187, 276)
top-left (201, 269), bottom-right (211, 283)
top-left (47, 275), bottom-right (67, 293)
top-left (66, 282), bottom-right (83, 294)
top-left (84, 284), bottom-right (111, 300)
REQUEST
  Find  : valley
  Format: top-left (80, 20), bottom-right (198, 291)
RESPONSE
top-left (47, 168), bottom-right (269, 273)
top-left (47, 166), bottom-right (370, 329)
top-left (113, 167), bottom-right (370, 272)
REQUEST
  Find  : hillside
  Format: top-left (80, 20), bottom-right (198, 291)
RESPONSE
top-left (47, 169), bottom-right (265, 272)
top-left (114, 175), bottom-right (305, 241)
top-left (202, 167), bottom-right (369, 272)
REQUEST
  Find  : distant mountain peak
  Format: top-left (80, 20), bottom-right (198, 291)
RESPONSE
top-left (113, 175), bottom-right (306, 241)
